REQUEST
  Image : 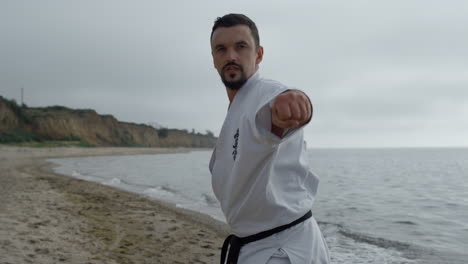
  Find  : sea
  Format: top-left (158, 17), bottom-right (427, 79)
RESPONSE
top-left (48, 148), bottom-right (468, 264)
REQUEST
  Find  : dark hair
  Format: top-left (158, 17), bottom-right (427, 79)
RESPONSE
top-left (210, 13), bottom-right (260, 47)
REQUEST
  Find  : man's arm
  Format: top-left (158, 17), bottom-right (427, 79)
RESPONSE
top-left (271, 90), bottom-right (313, 138)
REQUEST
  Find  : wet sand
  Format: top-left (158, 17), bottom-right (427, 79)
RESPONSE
top-left (0, 146), bottom-right (227, 264)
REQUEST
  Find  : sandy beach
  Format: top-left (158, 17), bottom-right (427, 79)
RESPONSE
top-left (0, 146), bottom-right (227, 264)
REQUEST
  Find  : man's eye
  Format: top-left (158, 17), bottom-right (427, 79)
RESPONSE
top-left (216, 47), bottom-right (225, 52)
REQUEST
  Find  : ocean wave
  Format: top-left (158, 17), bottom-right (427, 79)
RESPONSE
top-left (319, 219), bottom-right (468, 264)
top-left (318, 221), bottom-right (412, 252)
top-left (445, 202), bottom-right (459, 207)
top-left (201, 193), bottom-right (218, 206)
top-left (339, 228), bottom-right (412, 251)
top-left (71, 170), bottom-right (82, 177)
top-left (143, 185), bottom-right (177, 197)
top-left (393, 220), bottom-right (418, 226)
top-left (103, 177), bottom-right (122, 186)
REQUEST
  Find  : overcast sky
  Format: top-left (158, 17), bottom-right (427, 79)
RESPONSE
top-left (1, 0), bottom-right (467, 148)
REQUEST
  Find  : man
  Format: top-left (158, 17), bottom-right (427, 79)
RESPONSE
top-left (209, 14), bottom-right (330, 264)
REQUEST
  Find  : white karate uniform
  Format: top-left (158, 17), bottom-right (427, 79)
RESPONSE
top-left (210, 72), bottom-right (330, 264)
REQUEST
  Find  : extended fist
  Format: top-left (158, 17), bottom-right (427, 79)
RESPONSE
top-left (271, 90), bottom-right (312, 129)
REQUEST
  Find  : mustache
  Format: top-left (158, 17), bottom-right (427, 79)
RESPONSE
top-left (222, 62), bottom-right (243, 72)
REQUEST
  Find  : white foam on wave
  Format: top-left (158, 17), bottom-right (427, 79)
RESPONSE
top-left (103, 177), bottom-right (122, 186)
top-left (71, 170), bottom-right (82, 177)
top-left (143, 186), bottom-right (175, 198)
top-left (200, 193), bottom-right (219, 206)
top-left (320, 222), bottom-right (418, 264)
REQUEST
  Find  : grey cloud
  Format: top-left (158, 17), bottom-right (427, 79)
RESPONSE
top-left (1, 0), bottom-right (467, 147)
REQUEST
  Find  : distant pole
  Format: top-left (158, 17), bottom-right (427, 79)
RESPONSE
top-left (21, 87), bottom-right (24, 106)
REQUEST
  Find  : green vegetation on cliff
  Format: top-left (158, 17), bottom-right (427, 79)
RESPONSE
top-left (0, 96), bottom-right (216, 148)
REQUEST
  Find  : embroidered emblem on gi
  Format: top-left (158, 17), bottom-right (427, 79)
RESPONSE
top-left (232, 128), bottom-right (239, 160)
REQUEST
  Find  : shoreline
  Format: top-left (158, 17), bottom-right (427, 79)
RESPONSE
top-left (0, 146), bottom-right (227, 264)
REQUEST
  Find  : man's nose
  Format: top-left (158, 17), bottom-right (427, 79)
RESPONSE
top-left (225, 48), bottom-right (238, 62)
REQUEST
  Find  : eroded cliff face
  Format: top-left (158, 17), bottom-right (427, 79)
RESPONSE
top-left (0, 97), bottom-right (216, 147)
top-left (0, 99), bottom-right (19, 131)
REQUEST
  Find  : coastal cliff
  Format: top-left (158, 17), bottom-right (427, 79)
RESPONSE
top-left (0, 96), bottom-right (216, 147)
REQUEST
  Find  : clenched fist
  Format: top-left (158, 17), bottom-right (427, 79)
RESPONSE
top-left (271, 90), bottom-right (312, 135)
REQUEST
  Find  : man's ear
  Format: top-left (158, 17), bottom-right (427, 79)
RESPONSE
top-left (256, 46), bottom-right (264, 65)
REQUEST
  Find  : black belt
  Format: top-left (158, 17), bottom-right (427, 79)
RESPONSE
top-left (220, 210), bottom-right (312, 264)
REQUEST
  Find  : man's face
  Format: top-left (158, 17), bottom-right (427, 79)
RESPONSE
top-left (211, 25), bottom-right (263, 90)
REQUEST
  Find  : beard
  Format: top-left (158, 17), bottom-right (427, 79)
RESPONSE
top-left (220, 62), bottom-right (248, 90)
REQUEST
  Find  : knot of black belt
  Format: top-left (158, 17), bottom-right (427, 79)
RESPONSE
top-left (220, 210), bottom-right (312, 264)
